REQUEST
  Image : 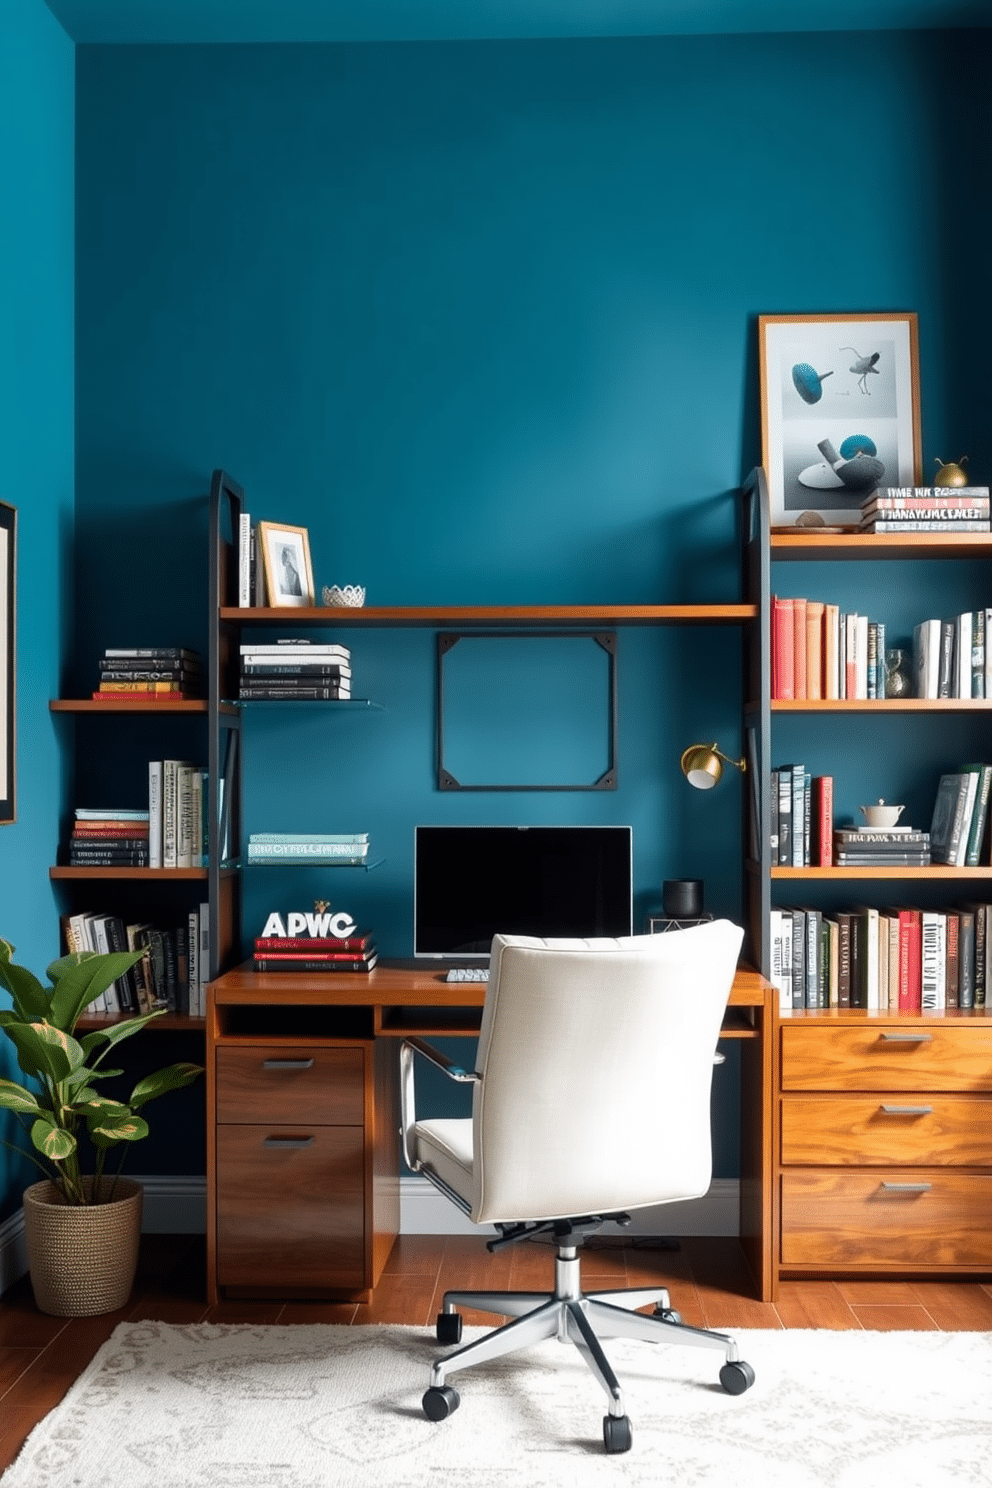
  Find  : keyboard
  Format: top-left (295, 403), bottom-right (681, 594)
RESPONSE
top-left (444, 966), bottom-right (490, 983)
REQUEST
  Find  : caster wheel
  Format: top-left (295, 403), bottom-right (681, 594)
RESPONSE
top-left (719, 1360), bottom-right (755, 1396)
top-left (423, 1385), bottom-right (460, 1421)
top-left (436, 1312), bottom-right (463, 1344)
top-left (603, 1414), bottom-right (633, 1454)
top-left (654, 1307), bottom-right (683, 1325)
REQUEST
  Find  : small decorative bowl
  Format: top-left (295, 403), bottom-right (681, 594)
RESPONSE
top-left (322, 584), bottom-right (366, 608)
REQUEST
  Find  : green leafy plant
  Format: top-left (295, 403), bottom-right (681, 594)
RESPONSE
top-left (0, 938), bottom-right (202, 1205)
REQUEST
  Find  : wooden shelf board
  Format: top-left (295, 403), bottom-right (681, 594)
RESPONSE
top-left (50, 866), bottom-right (210, 880)
top-left (76, 1013), bottom-right (206, 1032)
top-left (772, 698), bottom-right (992, 713)
top-left (219, 603), bottom-right (756, 627)
top-left (50, 699), bottom-right (216, 714)
top-left (772, 866), bottom-right (992, 880)
top-left (769, 532), bottom-right (992, 560)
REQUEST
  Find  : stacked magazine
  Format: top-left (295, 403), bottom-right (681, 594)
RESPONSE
top-left (246, 832), bottom-right (370, 866)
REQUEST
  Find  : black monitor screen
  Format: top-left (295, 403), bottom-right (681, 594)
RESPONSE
top-left (414, 825), bottom-right (633, 958)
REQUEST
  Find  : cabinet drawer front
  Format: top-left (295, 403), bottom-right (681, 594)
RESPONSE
top-left (217, 1123), bottom-right (365, 1288)
top-left (781, 1096), bottom-right (992, 1166)
top-left (781, 1024), bottom-right (992, 1093)
top-left (216, 1046), bottom-right (365, 1124)
top-left (781, 1171), bottom-right (992, 1267)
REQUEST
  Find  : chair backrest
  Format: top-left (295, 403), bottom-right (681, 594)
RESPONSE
top-left (469, 920), bottom-right (744, 1224)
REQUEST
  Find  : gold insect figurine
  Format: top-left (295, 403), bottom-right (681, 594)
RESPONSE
top-left (934, 457), bottom-right (970, 488)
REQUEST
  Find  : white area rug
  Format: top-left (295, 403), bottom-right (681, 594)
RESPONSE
top-left (4, 1321), bottom-right (992, 1487)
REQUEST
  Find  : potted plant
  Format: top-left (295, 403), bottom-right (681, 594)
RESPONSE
top-left (0, 938), bottom-right (203, 1316)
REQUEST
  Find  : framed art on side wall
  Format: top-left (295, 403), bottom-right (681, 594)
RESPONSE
top-left (0, 502), bottom-right (15, 823)
top-left (759, 312), bottom-right (922, 528)
top-left (257, 522), bottom-right (315, 607)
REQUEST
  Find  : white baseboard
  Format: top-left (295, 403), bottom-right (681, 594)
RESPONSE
top-left (1, 1176), bottom-right (740, 1293)
top-left (399, 1176), bottom-right (740, 1237)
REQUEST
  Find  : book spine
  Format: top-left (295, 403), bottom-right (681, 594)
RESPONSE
top-left (920, 911), bottom-right (942, 1011)
top-left (867, 487), bottom-right (991, 501)
top-left (793, 597), bottom-right (807, 701)
top-left (964, 765), bottom-right (992, 866)
top-left (862, 519), bottom-right (990, 531)
top-left (238, 511), bottom-right (252, 607)
top-left (253, 957), bottom-right (377, 972)
top-left (148, 761), bottom-right (163, 869)
top-left (772, 597), bottom-right (794, 701)
top-left (945, 911), bottom-right (960, 1010)
top-left (972, 609), bottom-right (985, 698)
top-left (824, 603), bottom-right (839, 699)
top-left (813, 775), bottom-right (833, 866)
top-left (791, 765), bottom-right (806, 868)
top-left (777, 768), bottom-right (792, 866)
top-left (162, 760), bottom-right (178, 868)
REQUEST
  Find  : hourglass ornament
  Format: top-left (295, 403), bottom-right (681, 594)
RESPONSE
top-left (885, 648), bottom-right (913, 699)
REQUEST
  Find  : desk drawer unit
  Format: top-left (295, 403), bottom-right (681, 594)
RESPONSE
top-left (212, 1040), bottom-right (383, 1298)
top-left (777, 1019), bottom-right (992, 1280)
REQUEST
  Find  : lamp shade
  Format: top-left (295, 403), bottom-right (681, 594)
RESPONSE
top-left (680, 743), bottom-right (746, 791)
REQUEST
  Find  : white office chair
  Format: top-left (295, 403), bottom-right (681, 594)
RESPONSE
top-left (400, 921), bottom-right (755, 1454)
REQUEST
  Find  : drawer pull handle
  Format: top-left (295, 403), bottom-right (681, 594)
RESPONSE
top-left (880, 1105), bottom-right (934, 1115)
top-left (879, 1033), bottom-right (932, 1044)
top-left (880, 1181), bottom-right (932, 1193)
top-left (262, 1058), bottom-right (316, 1071)
top-left (262, 1136), bottom-right (315, 1148)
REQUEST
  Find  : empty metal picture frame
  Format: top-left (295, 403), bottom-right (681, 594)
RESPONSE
top-left (759, 312), bottom-right (922, 528)
top-left (437, 631), bottom-right (617, 790)
top-left (0, 502), bottom-right (15, 823)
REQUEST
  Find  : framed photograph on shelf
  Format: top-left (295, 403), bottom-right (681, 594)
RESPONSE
top-left (0, 501), bottom-right (15, 824)
top-left (759, 312), bottom-right (921, 528)
top-left (257, 521), bottom-right (315, 607)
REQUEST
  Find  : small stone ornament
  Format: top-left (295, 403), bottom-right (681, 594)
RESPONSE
top-left (322, 584), bottom-right (366, 608)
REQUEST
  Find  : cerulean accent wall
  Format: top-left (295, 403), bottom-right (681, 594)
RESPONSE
top-left (0, 0), bottom-right (75, 1221)
top-left (67, 28), bottom-right (991, 1179)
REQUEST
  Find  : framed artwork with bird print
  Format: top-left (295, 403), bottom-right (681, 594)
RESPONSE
top-left (759, 312), bottom-right (921, 528)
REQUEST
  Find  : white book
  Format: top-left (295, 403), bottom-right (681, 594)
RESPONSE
top-left (921, 911), bottom-right (945, 1010)
top-left (161, 759), bottom-right (192, 869)
top-left (148, 761), bottom-right (163, 869)
top-left (855, 614), bottom-right (869, 699)
top-left (769, 910), bottom-right (786, 1013)
top-left (70, 913), bottom-right (107, 1010)
top-left (824, 603), bottom-right (840, 700)
top-left (954, 610), bottom-right (973, 699)
top-left (176, 764), bottom-right (196, 868)
top-left (913, 618), bottom-right (941, 699)
top-left (985, 609), bottom-right (992, 698)
top-left (862, 906), bottom-right (879, 1010)
top-left (954, 768), bottom-right (980, 867)
top-left (239, 642), bottom-right (351, 659)
top-left (238, 511), bottom-right (252, 607)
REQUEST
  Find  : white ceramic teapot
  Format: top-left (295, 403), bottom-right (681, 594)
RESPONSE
top-left (859, 798), bottom-right (904, 829)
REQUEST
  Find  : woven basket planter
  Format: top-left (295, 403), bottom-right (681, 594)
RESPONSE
top-left (23, 1177), bottom-right (143, 1317)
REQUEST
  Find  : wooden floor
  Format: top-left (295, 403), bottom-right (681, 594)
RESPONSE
top-left (2, 1232), bottom-right (992, 1472)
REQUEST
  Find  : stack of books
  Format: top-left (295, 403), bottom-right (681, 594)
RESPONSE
top-left (929, 765), bottom-right (992, 867)
top-left (246, 832), bottom-right (369, 865)
top-left (859, 487), bottom-right (991, 533)
top-left (238, 639), bottom-right (352, 701)
top-left (68, 808), bottom-right (150, 867)
top-left (832, 826), bottom-right (931, 867)
top-left (253, 925), bottom-right (377, 973)
top-left (94, 647), bottom-right (203, 700)
top-left (771, 596), bottom-right (889, 700)
top-left (63, 906), bottom-right (209, 1015)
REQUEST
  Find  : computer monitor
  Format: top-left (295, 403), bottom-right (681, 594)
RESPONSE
top-left (414, 824), bottom-right (633, 959)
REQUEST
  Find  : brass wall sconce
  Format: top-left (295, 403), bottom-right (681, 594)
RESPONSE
top-left (680, 743), bottom-right (747, 791)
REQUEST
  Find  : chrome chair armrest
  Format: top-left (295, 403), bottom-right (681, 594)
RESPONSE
top-left (400, 1037), bottom-right (480, 1172)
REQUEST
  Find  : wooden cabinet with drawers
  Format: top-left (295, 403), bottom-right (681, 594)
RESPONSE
top-left (776, 1014), bottom-right (992, 1285)
top-left (206, 1002), bottom-right (400, 1303)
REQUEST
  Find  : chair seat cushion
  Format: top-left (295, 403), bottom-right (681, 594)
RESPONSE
top-left (412, 1117), bottom-right (475, 1207)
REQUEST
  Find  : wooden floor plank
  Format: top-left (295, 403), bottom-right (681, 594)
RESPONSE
top-left (893, 1283), bottom-right (992, 1331)
top-left (773, 1282), bottom-right (861, 1330)
top-left (848, 1305), bottom-right (940, 1331)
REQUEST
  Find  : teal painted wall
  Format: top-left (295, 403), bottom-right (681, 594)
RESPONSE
top-left (62, 28), bottom-right (991, 1187)
top-left (0, 0), bottom-right (75, 1220)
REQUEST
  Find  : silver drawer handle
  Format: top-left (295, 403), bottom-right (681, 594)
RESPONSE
top-left (262, 1058), bottom-right (315, 1070)
top-left (262, 1136), bottom-right (315, 1148)
top-left (880, 1181), bottom-right (932, 1192)
top-left (879, 1033), bottom-right (932, 1043)
top-left (880, 1105), bottom-right (934, 1115)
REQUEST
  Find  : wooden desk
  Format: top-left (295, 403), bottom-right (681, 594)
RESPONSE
top-left (205, 961), bottom-right (773, 1304)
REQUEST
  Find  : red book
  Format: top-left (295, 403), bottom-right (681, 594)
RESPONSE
top-left (945, 910), bottom-right (960, 1009)
top-left (811, 775), bottom-right (833, 866)
top-left (252, 949), bottom-right (376, 963)
top-left (772, 597), bottom-right (795, 701)
top-left (898, 909), bottom-right (922, 1011)
top-left (793, 598), bottom-right (807, 701)
top-left (254, 933), bottom-right (374, 952)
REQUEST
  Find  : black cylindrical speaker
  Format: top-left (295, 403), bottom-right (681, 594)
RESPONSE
top-left (662, 879), bottom-right (704, 919)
